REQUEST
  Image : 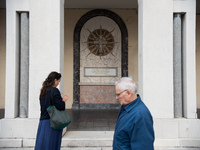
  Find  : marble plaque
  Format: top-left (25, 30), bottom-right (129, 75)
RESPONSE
top-left (80, 16), bottom-right (121, 82)
top-left (84, 67), bottom-right (117, 77)
top-left (80, 85), bottom-right (119, 104)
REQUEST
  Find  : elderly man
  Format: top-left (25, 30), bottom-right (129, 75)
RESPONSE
top-left (113, 77), bottom-right (154, 150)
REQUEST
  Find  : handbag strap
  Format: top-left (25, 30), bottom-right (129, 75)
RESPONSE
top-left (50, 87), bottom-right (55, 106)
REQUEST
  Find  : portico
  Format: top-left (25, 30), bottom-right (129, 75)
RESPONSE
top-left (0, 0), bottom-right (200, 149)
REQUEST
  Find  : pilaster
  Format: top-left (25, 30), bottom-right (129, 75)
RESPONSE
top-left (138, 0), bottom-right (174, 118)
top-left (174, 0), bottom-right (197, 118)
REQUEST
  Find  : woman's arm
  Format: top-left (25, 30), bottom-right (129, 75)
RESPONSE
top-left (51, 87), bottom-right (66, 110)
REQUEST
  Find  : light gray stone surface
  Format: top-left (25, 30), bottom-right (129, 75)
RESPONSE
top-left (173, 13), bottom-right (182, 118)
top-left (19, 13), bottom-right (29, 118)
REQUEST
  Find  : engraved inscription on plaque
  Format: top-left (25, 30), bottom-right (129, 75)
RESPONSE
top-left (84, 67), bottom-right (117, 77)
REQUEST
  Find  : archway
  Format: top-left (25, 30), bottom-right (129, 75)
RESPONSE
top-left (73, 9), bottom-right (128, 109)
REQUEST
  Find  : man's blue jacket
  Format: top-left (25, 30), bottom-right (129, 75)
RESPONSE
top-left (113, 95), bottom-right (154, 150)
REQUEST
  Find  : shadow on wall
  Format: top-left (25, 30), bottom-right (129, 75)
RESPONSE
top-left (198, 109), bottom-right (200, 119)
top-left (0, 109), bottom-right (4, 119)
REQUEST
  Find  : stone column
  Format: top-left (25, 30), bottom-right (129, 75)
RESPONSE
top-left (19, 13), bottom-right (29, 118)
top-left (173, 14), bottom-right (182, 118)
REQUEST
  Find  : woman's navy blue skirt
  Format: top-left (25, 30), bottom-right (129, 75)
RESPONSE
top-left (35, 119), bottom-right (63, 150)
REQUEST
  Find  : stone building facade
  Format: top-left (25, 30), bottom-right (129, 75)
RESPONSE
top-left (0, 0), bottom-right (200, 149)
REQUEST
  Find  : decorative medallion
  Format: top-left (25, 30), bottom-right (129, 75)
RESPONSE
top-left (85, 26), bottom-right (118, 58)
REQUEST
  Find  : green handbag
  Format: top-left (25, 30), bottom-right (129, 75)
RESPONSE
top-left (47, 88), bottom-right (72, 130)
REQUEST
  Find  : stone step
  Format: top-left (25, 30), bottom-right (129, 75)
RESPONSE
top-left (0, 147), bottom-right (198, 150)
top-left (0, 131), bottom-right (200, 149)
top-left (61, 131), bottom-right (113, 147)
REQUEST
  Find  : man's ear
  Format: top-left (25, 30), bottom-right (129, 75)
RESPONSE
top-left (127, 90), bottom-right (131, 97)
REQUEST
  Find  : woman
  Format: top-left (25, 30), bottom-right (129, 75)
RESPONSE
top-left (35, 71), bottom-right (69, 150)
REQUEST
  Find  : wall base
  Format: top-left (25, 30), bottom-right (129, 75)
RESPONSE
top-left (0, 118), bottom-right (67, 139)
top-left (72, 104), bottom-right (120, 109)
top-left (0, 117), bottom-right (200, 148)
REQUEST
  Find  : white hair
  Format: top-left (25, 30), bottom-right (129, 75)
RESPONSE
top-left (115, 77), bottom-right (137, 94)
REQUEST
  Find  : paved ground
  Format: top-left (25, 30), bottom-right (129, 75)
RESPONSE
top-left (66, 109), bottom-right (119, 131)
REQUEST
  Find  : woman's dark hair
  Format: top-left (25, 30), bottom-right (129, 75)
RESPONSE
top-left (40, 71), bottom-right (62, 99)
